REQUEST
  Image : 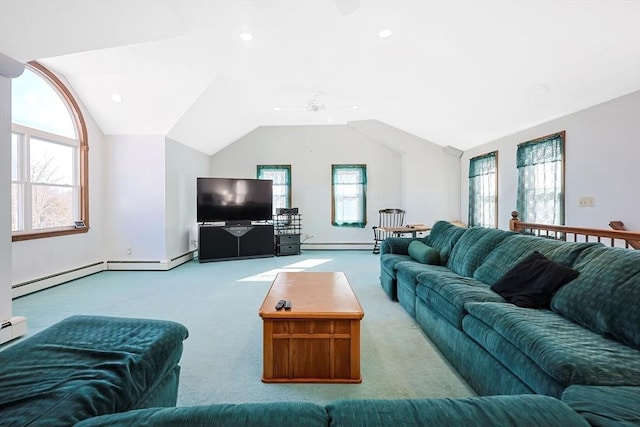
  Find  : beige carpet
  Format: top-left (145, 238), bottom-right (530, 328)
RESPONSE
top-left (12, 250), bottom-right (476, 406)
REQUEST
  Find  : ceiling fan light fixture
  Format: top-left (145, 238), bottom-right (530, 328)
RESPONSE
top-left (306, 98), bottom-right (326, 112)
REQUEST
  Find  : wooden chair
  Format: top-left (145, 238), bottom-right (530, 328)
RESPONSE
top-left (372, 208), bottom-right (406, 254)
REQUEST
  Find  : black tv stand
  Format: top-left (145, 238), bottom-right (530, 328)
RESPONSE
top-left (198, 223), bottom-right (274, 262)
top-left (225, 220), bottom-right (251, 226)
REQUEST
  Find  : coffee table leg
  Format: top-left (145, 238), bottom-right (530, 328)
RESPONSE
top-left (262, 320), bottom-right (273, 381)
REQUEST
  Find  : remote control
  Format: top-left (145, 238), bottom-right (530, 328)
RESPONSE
top-left (284, 300), bottom-right (292, 310)
top-left (275, 300), bottom-right (286, 310)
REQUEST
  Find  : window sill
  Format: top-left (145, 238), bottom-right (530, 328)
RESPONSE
top-left (12, 226), bottom-right (89, 242)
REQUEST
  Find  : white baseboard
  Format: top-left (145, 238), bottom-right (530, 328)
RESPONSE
top-left (106, 250), bottom-right (196, 271)
top-left (301, 243), bottom-right (373, 251)
top-left (12, 262), bottom-right (106, 298)
top-left (11, 252), bottom-right (196, 299)
top-left (0, 316), bottom-right (27, 344)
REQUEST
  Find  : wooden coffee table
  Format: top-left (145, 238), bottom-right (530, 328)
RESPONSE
top-left (258, 272), bottom-right (364, 383)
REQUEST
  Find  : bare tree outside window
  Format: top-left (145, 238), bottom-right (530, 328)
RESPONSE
top-left (29, 139), bottom-right (76, 229)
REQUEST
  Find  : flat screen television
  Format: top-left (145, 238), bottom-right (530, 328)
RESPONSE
top-left (197, 177), bottom-right (273, 224)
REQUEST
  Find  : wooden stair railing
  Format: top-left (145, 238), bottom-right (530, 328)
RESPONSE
top-left (609, 221), bottom-right (640, 249)
top-left (509, 211), bottom-right (640, 249)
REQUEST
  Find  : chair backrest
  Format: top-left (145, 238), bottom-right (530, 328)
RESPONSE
top-left (378, 208), bottom-right (405, 228)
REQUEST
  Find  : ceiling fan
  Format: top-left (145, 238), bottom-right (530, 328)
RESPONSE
top-left (306, 95), bottom-right (326, 112)
top-left (275, 92), bottom-right (356, 113)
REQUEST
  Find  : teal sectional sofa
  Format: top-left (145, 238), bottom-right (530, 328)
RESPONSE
top-left (380, 221), bottom-right (640, 413)
top-left (74, 394), bottom-right (595, 427)
top-left (1, 316), bottom-right (613, 427)
top-left (3, 236), bottom-right (639, 426)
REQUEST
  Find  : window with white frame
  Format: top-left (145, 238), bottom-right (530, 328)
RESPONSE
top-left (468, 151), bottom-right (498, 228)
top-left (257, 165), bottom-right (291, 214)
top-left (11, 62), bottom-right (88, 240)
top-left (331, 164), bottom-right (367, 228)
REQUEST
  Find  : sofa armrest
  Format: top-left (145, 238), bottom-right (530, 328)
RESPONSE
top-left (380, 237), bottom-right (426, 255)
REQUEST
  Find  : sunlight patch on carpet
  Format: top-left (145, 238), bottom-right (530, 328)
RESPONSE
top-left (282, 259), bottom-right (332, 268)
top-left (238, 268), bottom-right (304, 282)
top-left (237, 258), bottom-right (333, 281)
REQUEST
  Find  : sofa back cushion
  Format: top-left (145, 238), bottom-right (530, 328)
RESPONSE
top-left (474, 234), bottom-right (598, 285)
top-left (75, 402), bottom-right (330, 427)
top-left (551, 245), bottom-right (640, 350)
top-left (446, 227), bottom-right (513, 277)
top-left (326, 396), bottom-right (590, 427)
top-left (425, 221), bottom-right (466, 265)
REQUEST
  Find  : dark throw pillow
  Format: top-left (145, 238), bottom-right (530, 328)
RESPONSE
top-left (408, 241), bottom-right (441, 265)
top-left (490, 251), bottom-right (579, 308)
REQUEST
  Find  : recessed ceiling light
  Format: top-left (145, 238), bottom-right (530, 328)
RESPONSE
top-left (240, 32), bottom-right (253, 41)
top-left (352, 105), bottom-right (359, 110)
top-left (379, 29), bottom-right (393, 38)
top-left (110, 93), bottom-right (122, 103)
top-left (273, 106), bottom-right (281, 111)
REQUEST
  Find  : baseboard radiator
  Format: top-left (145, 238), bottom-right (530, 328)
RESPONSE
top-left (106, 251), bottom-right (196, 271)
top-left (301, 243), bottom-right (373, 251)
top-left (12, 251), bottom-right (196, 298)
top-left (12, 262), bottom-right (105, 298)
top-left (0, 316), bottom-right (27, 345)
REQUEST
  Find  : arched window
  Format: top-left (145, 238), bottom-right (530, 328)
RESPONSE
top-left (11, 62), bottom-right (88, 241)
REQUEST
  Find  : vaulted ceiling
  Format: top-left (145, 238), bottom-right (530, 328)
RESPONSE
top-left (1, 1), bottom-right (639, 155)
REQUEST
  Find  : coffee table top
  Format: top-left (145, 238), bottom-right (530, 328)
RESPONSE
top-left (258, 272), bottom-right (364, 320)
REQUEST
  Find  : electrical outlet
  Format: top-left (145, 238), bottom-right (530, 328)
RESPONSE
top-left (578, 197), bottom-right (595, 207)
top-left (127, 248), bottom-right (132, 255)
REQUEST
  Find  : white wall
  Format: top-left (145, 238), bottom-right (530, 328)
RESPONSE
top-left (104, 135), bottom-right (209, 263)
top-left (165, 137), bottom-right (210, 258)
top-left (461, 91), bottom-right (640, 230)
top-left (209, 122), bottom-right (460, 246)
top-left (349, 120), bottom-right (462, 225)
top-left (104, 135), bottom-right (166, 261)
top-left (0, 76), bottom-right (12, 321)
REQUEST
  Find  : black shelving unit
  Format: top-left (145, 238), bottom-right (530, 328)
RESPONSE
top-left (273, 213), bottom-right (302, 256)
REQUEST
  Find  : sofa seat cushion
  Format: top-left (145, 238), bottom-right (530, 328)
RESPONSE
top-left (0, 315), bottom-right (189, 427)
top-left (464, 303), bottom-right (640, 387)
top-left (380, 253), bottom-right (412, 279)
top-left (561, 385), bottom-right (640, 427)
top-left (447, 227), bottom-right (513, 277)
top-left (415, 270), bottom-right (505, 329)
top-left (474, 234), bottom-right (598, 285)
top-left (326, 395), bottom-right (589, 427)
top-left (396, 262), bottom-right (449, 317)
top-left (396, 261), bottom-right (449, 293)
top-left (462, 314), bottom-right (565, 396)
top-left (551, 245), bottom-right (640, 350)
top-left (74, 402), bottom-right (329, 427)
